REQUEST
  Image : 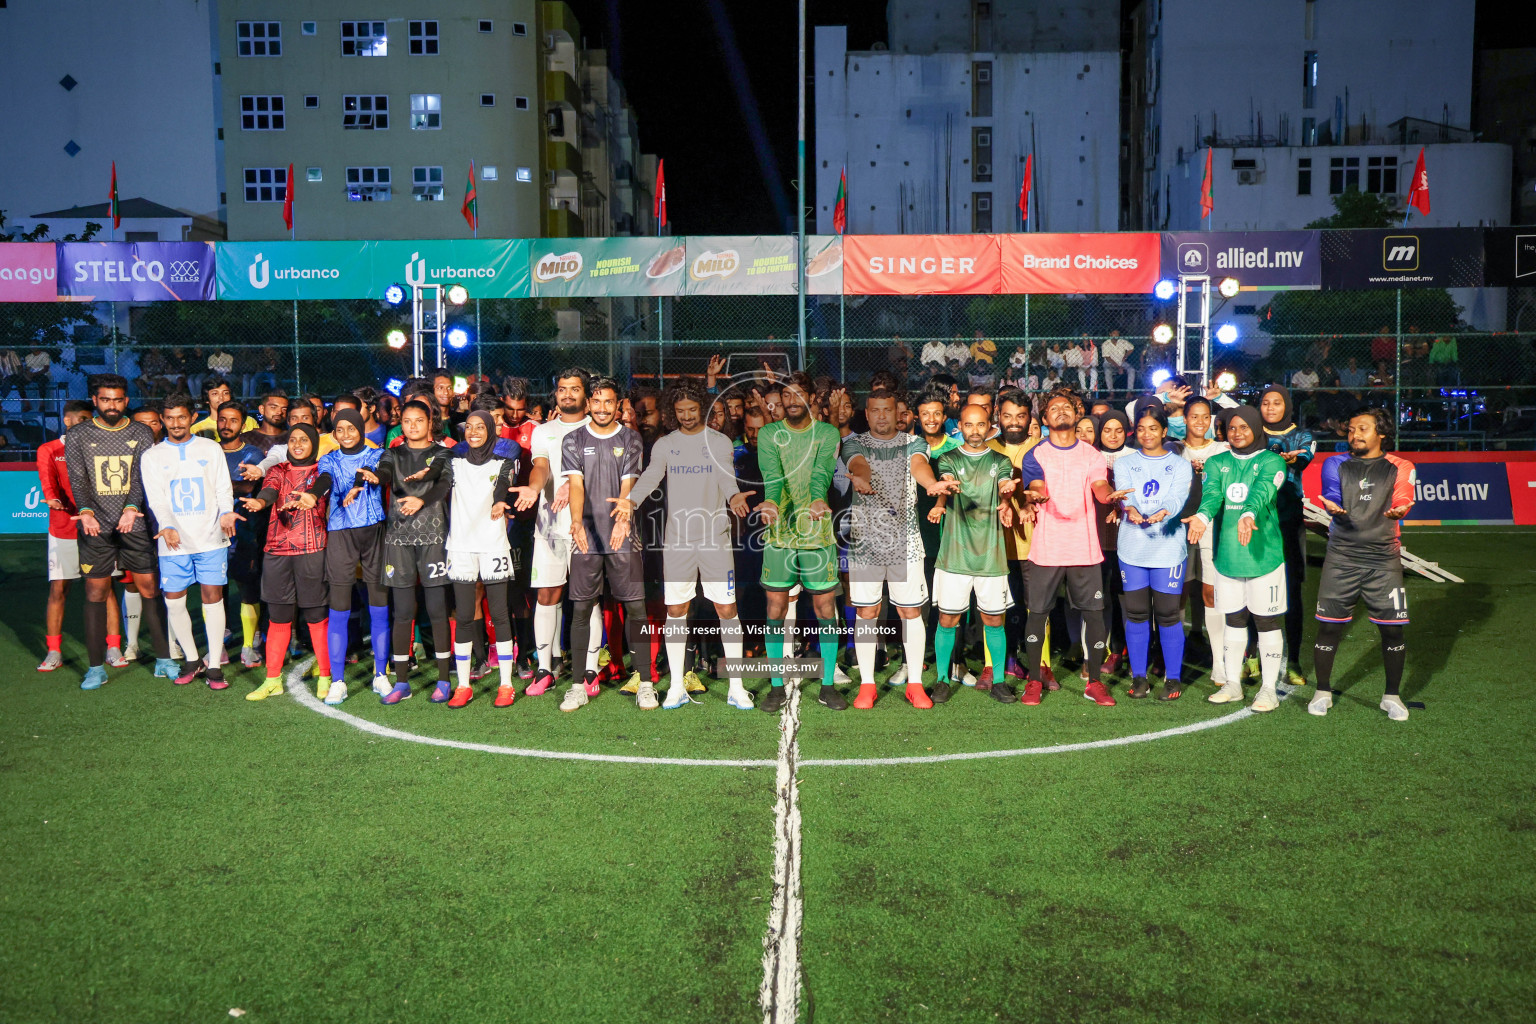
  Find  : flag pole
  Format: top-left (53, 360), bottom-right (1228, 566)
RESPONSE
top-left (796, 0), bottom-right (807, 372)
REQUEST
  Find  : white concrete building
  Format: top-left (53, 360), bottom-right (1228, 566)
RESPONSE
top-left (0, 0), bottom-right (223, 232)
top-left (814, 25), bottom-right (1120, 235)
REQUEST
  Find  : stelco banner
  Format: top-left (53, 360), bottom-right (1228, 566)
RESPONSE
top-left (1320, 228), bottom-right (1485, 290)
top-left (216, 239), bottom-right (530, 300)
top-left (1160, 231), bottom-right (1321, 290)
top-left (0, 242), bottom-right (58, 302)
top-left (844, 235), bottom-right (1002, 295)
top-left (526, 237), bottom-right (685, 298)
top-left (1001, 232), bottom-right (1159, 294)
top-left (56, 241), bottom-right (216, 301)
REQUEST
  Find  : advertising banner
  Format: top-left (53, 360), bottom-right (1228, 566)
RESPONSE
top-left (216, 241), bottom-right (374, 300)
top-left (844, 235), bottom-right (1001, 295)
top-left (1000, 232), bottom-right (1160, 294)
top-left (56, 242), bottom-right (216, 301)
top-left (1320, 228), bottom-right (1485, 290)
top-left (0, 466), bottom-right (47, 534)
top-left (682, 236), bottom-right (799, 295)
top-left (526, 237), bottom-right (685, 298)
top-left (1302, 451), bottom-right (1536, 525)
top-left (0, 243), bottom-right (59, 302)
top-left (1481, 228), bottom-right (1536, 287)
top-left (1160, 231), bottom-right (1320, 290)
top-left (804, 235), bottom-right (843, 296)
top-left (369, 239), bottom-right (530, 299)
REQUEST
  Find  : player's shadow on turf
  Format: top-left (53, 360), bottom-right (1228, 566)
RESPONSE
top-left (1327, 581), bottom-right (1489, 705)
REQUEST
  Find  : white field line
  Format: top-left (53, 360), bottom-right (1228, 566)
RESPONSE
top-left (758, 684), bottom-right (804, 1024)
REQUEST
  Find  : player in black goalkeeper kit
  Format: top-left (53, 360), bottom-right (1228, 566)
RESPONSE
top-left (66, 374), bottom-right (174, 689)
top-left (1309, 407), bottom-right (1416, 721)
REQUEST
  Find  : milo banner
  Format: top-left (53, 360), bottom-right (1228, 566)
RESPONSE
top-left (1320, 228), bottom-right (1485, 290)
top-left (1160, 231), bottom-right (1320, 290)
top-left (682, 236), bottom-right (798, 295)
top-left (56, 241), bottom-right (216, 301)
top-left (527, 237), bottom-right (685, 298)
top-left (216, 239), bottom-right (529, 300)
top-left (804, 235), bottom-right (843, 296)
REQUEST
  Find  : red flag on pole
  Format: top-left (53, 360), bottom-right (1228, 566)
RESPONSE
top-left (1199, 148), bottom-right (1214, 220)
top-left (283, 163), bottom-right (295, 232)
top-left (461, 161), bottom-right (478, 231)
top-left (654, 159), bottom-right (667, 229)
top-left (108, 161), bottom-right (120, 229)
top-left (832, 166), bottom-right (848, 235)
top-left (1406, 147), bottom-right (1430, 216)
top-left (1018, 153), bottom-right (1033, 226)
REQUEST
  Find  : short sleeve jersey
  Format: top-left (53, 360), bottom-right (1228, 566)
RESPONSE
top-left (530, 415), bottom-right (590, 536)
top-left (561, 423), bottom-right (643, 552)
top-left (1319, 453), bottom-right (1416, 568)
top-left (1196, 449), bottom-right (1288, 578)
top-left (987, 436), bottom-right (1039, 561)
top-left (628, 428), bottom-right (740, 547)
top-left (841, 431), bottom-right (927, 567)
top-left (65, 417), bottom-right (157, 529)
top-left (1113, 450), bottom-right (1194, 569)
top-left (1019, 439), bottom-right (1108, 568)
top-left (315, 446), bottom-right (385, 531)
top-left (932, 447), bottom-right (1012, 578)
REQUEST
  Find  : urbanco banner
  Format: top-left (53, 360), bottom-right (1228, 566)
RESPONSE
top-left (215, 240), bottom-right (530, 299)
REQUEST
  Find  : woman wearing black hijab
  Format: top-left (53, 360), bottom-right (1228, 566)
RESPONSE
top-left (1258, 384), bottom-right (1316, 686)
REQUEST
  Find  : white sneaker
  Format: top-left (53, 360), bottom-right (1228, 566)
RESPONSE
top-left (37, 650), bottom-right (63, 672)
top-left (105, 646), bottom-right (128, 668)
top-left (1307, 691), bottom-right (1333, 717)
top-left (121, 642), bottom-right (140, 662)
top-left (961, 670), bottom-right (978, 688)
top-left (637, 681), bottom-right (660, 710)
top-left (169, 638), bottom-right (184, 661)
top-left (833, 664), bottom-right (853, 686)
top-left (662, 686), bottom-right (691, 709)
top-left (371, 673), bottom-right (391, 698)
top-left (559, 684), bottom-right (588, 712)
top-left (727, 683), bottom-right (755, 710)
top-left (1250, 685), bottom-right (1280, 713)
top-left (1380, 694), bottom-right (1410, 721)
top-left (1207, 679), bottom-right (1245, 704)
top-left (324, 680), bottom-right (348, 706)
top-left (886, 664), bottom-right (908, 687)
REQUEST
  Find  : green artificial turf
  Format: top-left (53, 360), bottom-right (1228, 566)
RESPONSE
top-left (2, 531), bottom-right (1533, 1023)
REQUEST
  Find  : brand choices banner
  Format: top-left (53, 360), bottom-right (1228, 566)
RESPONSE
top-left (844, 235), bottom-right (1002, 295)
top-left (526, 237), bottom-right (685, 298)
top-left (56, 242), bottom-right (216, 301)
top-left (216, 240), bottom-right (530, 300)
top-left (0, 243), bottom-right (58, 302)
top-left (0, 466), bottom-right (47, 535)
top-left (1001, 232), bottom-right (1159, 294)
top-left (1320, 228), bottom-right (1485, 290)
top-left (1160, 231), bottom-right (1321, 290)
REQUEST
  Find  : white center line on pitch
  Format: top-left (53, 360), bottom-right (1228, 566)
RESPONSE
top-left (759, 683), bottom-right (804, 1024)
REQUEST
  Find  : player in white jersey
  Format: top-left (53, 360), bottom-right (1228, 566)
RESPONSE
top-left (620, 379), bottom-right (755, 710)
top-left (140, 393), bottom-right (241, 689)
top-left (515, 369), bottom-right (593, 696)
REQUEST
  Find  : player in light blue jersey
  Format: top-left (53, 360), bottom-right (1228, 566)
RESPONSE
top-left (1114, 406), bottom-right (1194, 699)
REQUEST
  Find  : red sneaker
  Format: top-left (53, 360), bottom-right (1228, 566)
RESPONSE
top-left (1102, 649), bottom-right (1123, 675)
top-left (905, 683), bottom-right (933, 709)
top-left (852, 683), bottom-right (877, 710)
top-left (1083, 680), bottom-right (1116, 706)
top-left (493, 684), bottom-right (515, 708)
top-left (976, 665), bottom-right (994, 692)
top-left (525, 670), bottom-right (554, 696)
top-left (1041, 665), bottom-right (1060, 691)
top-left (1022, 679), bottom-right (1043, 705)
top-left (447, 685), bottom-right (474, 709)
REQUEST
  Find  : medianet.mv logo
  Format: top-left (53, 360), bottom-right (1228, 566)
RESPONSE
top-left (1383, 235), bottom-right (1419, 272)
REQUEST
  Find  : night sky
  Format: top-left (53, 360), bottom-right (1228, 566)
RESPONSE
top-left (568, 0), bottom-right (1532, 235)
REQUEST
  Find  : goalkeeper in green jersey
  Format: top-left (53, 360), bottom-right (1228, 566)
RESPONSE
top-left (754, 372), bottom-right (847, 713)
top-left (1184, 405), bottom-right (1290, 712)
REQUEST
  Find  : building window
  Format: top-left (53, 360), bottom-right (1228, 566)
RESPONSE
top-left (512, 22), bottom-right (528, 35)
top-left (515, 167), bottom-right (532, 182)
top-left (306, 167), bottom-right (323, 182)
top-left (482, 166), bottom-right (498, 180)
top-left (1297, 158), bottom-right (1312, 195)
top-left (1302, 50), bottom-right (1318, 109)
top-left (971, 127), bottom-right (992, 182)
top-left (515, 96), bottom-right (529, 110)
top-left (971, 192), bottom-right (992, 232)
top-left (236, 21), bottom-right (282, 57)
top-left (409, 20), bottom-right (438, 55)
top-left (480, 20), bottom-right (493, 32)
top-left (240, 95), bottom-right (285, 131)
top-left (346, 166), bottom-right (391, 201)
top-left (1301, 116), bottom-right (1317, 146)
top-left (302, 21), bottom-right (316, 35)
top-left (340, 21), bottom-right (387, 57)
top-left (1328, 156), bottom-right (1359, 194)
top-left (972, 60), bottom-right (993, 118)
top-left (243, 166), bottom-right (287, 202)
top-left (343, 94), bottom-right (389, 129)
top-left (410, 94), bottom-right (441, 129)
top-left (412, 166), bottom-right (444, 200)
top-left (480, 93), bottom-right (495, 106)
top-left (1366, 155), bottom-right (1398, 195)
top-left (305, 94), bottom-right (319, 108)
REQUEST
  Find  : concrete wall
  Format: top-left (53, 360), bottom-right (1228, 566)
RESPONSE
top-left (887, 0), bottom-right (1120, 55)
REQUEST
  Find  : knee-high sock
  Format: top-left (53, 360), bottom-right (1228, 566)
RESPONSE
top-left (817, 619), bottom-right (839, 686)
top-left (1023, 612), bottom-right (1049, 682)
top-left (843, 602), bottom-right (857, 653)
top-left (265, 621), bottom-right (292, 681)
top-left (720, 617), bottom-right (745, 686)
top-left (165, 595), bottom-right (201, 664)
top-left (765, 618), bottom-right (785, 687)
top-left (1312, 621), bottom-right (1344, 692)
top-left (854, 616), bottom-right (878, 687)
top-left (454, 640), bottom-right (473, 689)
top-left (1126, 618), bottom-right (1152, 677)
top-left (1159, 623), bottom-right (1186, 682)
top-left (240, 603), bottom-right (260, 649)
top-left (1066, 606), bottom-right (1085, 658)
top-left (368, 604), bottom-right (390, 676)
top-left (534, 602), bottom-right (558, 672)
top-left (326, 608), bottom-right (350, 684)
top-left (983, 624), bottom-right (1007, 680)
top-left (306, 619), bottom-right (331, 681)
top-left (1222, 625), bottom-right (1247, 688)
top-left (1257, 628), bottom-right (1284, 690)
top-left (586, 603), bottom-right (604, 674)
top-left (665, 616), bottom-right (689, 688)
top-left (496, 640), bottom-right (514, 688)
top-left (122, 589), bottom-right (143, 650)
top-left (1204, 605), bottom-right (1228, 684)
top-left (201, 597), bottom-right (226, 669)
top-left (84, 599), bottom-right (108, 668)
top-left (902, 617), bottom-right (925, 685)
top-left (621, 601), bottom-right (651, 682)
top-left (1379, 625), bottom-right (1406, 696)
top-left (935, 624), bottom-right (957, 682)
top-left (783, 601), bottom-right (798, 654)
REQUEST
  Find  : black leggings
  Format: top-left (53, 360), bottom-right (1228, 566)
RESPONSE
top-left (1120, 588), bottom-right (1183, 627)
top-left (392, 585), bottom-right (452, 663)
top-left (453, 581), bottom-right (510, 637)
top-left (268, 603), bottom-right (326, 625)
top-left (330, 580), bottom-right (388, 612)
top-left (570, 597), bottom-right (652, 682)
top-left (1280, 520), bottom-right (1306, 664)
top-left (1313, 620), bottom-right (1406, 696)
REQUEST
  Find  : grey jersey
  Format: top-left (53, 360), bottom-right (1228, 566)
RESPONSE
top-left (561, 423), bottom-right (643, 552)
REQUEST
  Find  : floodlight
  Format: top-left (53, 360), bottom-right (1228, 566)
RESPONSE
top-left (1151, 323), bottom-right (1174, 344)
top-left (384, 283), bottom-right (406, 306)
top-left (1154, 279), bottom-right (1177, 301)
top-left (446, 325), bottom-right (472, 350)
top-left (1216, 322), bottom-right (1239, 345)
top-left (1218, 277), bottom-right (1241, 298)
top-left (1151, 368), bottom-right (1172, 388)
top-left (385, 328), bottom-right (409, 350)
top-left (446, 284), bottom-right (470, 306)
top-left (1215, 371), bottom-right (1237, 392)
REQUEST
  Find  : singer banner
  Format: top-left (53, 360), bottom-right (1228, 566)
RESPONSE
top-left (843, 235), bottom-right (1002, 295)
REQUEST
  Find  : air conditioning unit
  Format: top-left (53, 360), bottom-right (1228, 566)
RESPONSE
top-left (976, 66), bottom-right (991, 82)
top-left (1236, 168), bottom-right (1261, 185)
top-left (977, 196), bottom-right (992, 211)
top-left (975, 163), bottom-right (992, 178)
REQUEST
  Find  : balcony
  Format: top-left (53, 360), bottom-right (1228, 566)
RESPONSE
top-left (547, 140), bottom-right (583, 181)
top-left (544, 69), bottom-right (580, 111)
top-left (547, 206), bottom-right (584, 237)
top-left (541, 1), bottom-right (579, 45)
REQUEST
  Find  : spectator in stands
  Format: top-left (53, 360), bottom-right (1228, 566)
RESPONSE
top-left (1078, 334), bottom-right (1099, 392)
top-left (1339, 356), bottom-right (1368, 391)
top-left (207, 347), bottom-right (235, 382)
top-left (1402, 325), bottom-right (1430, 391)
top-left (1305, 335), bottom-right (1332, 371)
top-left (1290, 365), bottom-right (1320, 390)
top-left (969, 330), bottom-right (997, 369)
top-left (1006, 345), bottom-right (1028, 385)
top-left (1102, 330), bottom-right (1134, 392)
top-left (0, 348), bottom-right (22, 406)
top-left (1369, 361), bottom-right (1394, 388)
top-left (21, 346), bottom-right (52, 411)
top-left (1429, 332), bottom-right (1459, 386)
top-left (944, 334), bottom-right (970, 370)
top-left (888, 335), bottom-right (912, 382)
top-left (920, 337), bottom-right (947, 372)
top-left (246, 347), bottom-right (280, 397)
top-left (1063, 338), bottom-right (1084, 391)
top-left (1371, 325), bottom-right (1395, 367)
top-left (1047, 342), bottom-right (1066, 381)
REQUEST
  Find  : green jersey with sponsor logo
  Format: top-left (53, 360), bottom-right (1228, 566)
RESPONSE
top-left (933, 446), bottom-right (1013, 577)
top-left (759, 419), bottom-right (840, 551)
top-left (1195, 448), bottom-right (1287, 579)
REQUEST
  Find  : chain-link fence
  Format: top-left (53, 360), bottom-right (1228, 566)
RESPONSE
top-left (3, 287), bottom-right (1534, 454)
